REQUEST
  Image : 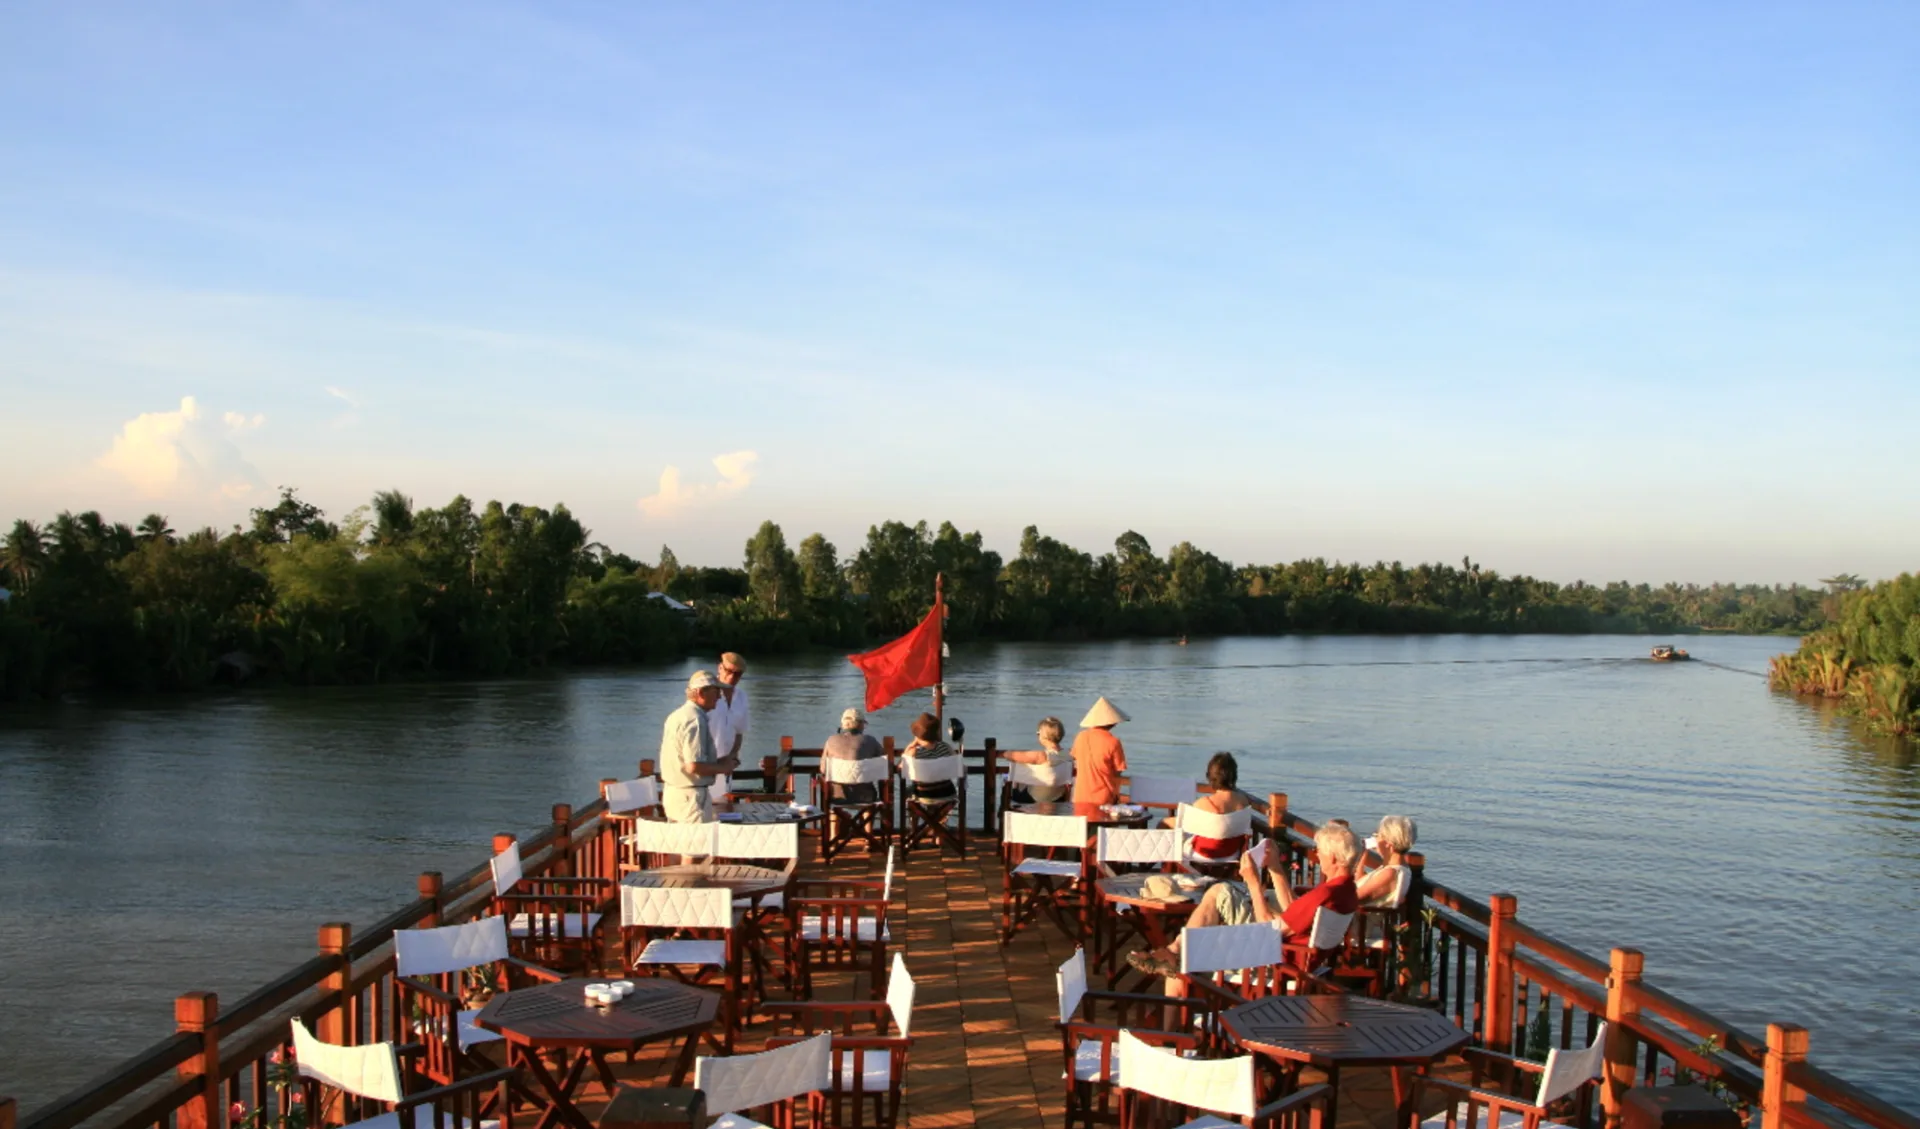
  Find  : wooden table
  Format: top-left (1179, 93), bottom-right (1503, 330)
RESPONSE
top-left (718, 801), bottom-right (825, 827)
top-left (1093, 871), bottom-right (1206, 986)
top-left (1221, 994), bottom-right (1469, 1127)
top-left (1013, 801), bottom-right (1151, 828)
top-left (622, 863), bottom-right (788, 901)
top-left (475, 978), bottom-right (721, 1129)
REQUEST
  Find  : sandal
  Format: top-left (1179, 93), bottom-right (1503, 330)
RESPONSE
top-left (1127, 949), bottom-right (1179, 977)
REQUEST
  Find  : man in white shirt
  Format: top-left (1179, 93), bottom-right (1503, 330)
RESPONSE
top-left (712, 651), bottom-right (750, 766)
top-left (660, 670), bottom-right (739, 823)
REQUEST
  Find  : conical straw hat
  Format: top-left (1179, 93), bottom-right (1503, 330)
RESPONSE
top-left (1080, 697), bottom-right (1130, 728)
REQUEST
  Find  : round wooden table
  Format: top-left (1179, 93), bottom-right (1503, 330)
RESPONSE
top-left (718, 801), bottom-right (826, 827)
top-left (1013, 801), bottom-right (1151, 828)
top-left (475, 978), bottom-right (721, 1129)
top-left (622, 863), bottom-right (788, 901)
top-left (1221, 993), bottom-right (1469, 1127)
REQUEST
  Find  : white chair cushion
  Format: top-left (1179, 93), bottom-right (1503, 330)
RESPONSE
top-left (837, 1054), bottom-right (893, 1091)
top-left (710, 1116), bottom-right (772, 1129)
top-left (1071, 1038), bottom-right (1116, 1083)
top-left (1012, 858), bottom-right (1082, 879)
top-left (798, 915), bottom-right (889, 942)
top-left (507, 912), bottom-right (601, 939)
top-left (455, 1008), bottom-right (502, 1053)
top-left (635, 939), bottom-right (727, 966)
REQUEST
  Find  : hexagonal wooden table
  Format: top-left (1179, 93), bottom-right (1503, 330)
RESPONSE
top-left (1222, 993), bottom-right (1469, 1128)
top-left (475, 977), bottom-right (721, 1129)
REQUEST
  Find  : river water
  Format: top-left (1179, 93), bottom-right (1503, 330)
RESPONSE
top-left (1, 635), bottom-right (1915, 1111)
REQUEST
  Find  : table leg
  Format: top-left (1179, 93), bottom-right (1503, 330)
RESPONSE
top-left (1324, 1064), bottom-right (1342, 1129)
top-left (516, 1046), bottom-right (597, 1129)
top-left (670, 1031), bottom-right (701, 1087)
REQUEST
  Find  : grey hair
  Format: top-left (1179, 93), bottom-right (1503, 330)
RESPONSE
top-left (1037, 717), bottom-right (1065, 744)
top-left (1374, 815), bottom-right (1417, 854)
top-left (1314, 823), bottom-right (1363, 870)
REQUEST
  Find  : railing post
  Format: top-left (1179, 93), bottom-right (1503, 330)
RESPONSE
top-left (418, 872), bottom-right (444, 928)
top-left (1762, 1024), bottom-right (1809, 1129)
top-left (598, 779), bottom-right (620, 879)
top-left (491, 834), bottom-right (515, 902)
top-left (780, 736), bottom-right (794, 794)
top-left (1485, 894), bottom-right (1518, 1057)
top-left (1, 1095), bottom-right (15, 1129)
top-left (1400, 851), bottom-right (1427, 995)
top-left (760, 755), bottom-right (778, 796)
top-left (1603, 948), bottom-right (1644, 1129)
top-left (174, 992), bottom-right (222, 1129)
top-left (552, 803), bottom-right (574, 877)
top-left (983, 737), bottom-right (999, 837)
top-left (1267, 792), bottom-right (1291, 875)
top-left (317, 924), bottom-right (352, 1050)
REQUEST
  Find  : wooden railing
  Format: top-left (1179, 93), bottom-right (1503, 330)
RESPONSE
top-left (11, 746), bottom-right (1915, 1129)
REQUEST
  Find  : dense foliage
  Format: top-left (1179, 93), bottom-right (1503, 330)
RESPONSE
top-left (1770, 574), bottom-right (1920, 737)
top-left (0, 493), bottom-right (1844, 702)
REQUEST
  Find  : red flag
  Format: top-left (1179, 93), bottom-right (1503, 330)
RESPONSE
top-left (847, 594), bottom-right (943, 713)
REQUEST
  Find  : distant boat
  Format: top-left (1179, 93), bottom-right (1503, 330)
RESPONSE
top-left (1650, 644), bottom-right (1692, 662)
top-left (1173, 635), bottom-right (1188, 646)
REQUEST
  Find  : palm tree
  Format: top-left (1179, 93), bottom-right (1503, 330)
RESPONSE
top-left (136, 513), bottom-right (176, 544)
top-left (2, 520), bottom-right (48, 591)
top-left (370, 490), bottom-right (414, 547)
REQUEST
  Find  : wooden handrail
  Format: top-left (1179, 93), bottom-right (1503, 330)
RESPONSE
top-left (17, 1034), bottom-right (199, 1129)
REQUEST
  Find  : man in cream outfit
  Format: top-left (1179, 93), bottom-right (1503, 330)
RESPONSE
top-left (712, 651), bottom-right (750, 764)
top-left (660, 670), bottom-right (740, 823)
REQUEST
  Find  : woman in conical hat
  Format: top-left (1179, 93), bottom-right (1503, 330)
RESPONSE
top-left (1070, 696), bottom-right (1131, 804)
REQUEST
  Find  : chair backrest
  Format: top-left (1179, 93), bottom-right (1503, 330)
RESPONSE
top-left (1004, 811), bottom-right (1089, 849)
top-left (621, 883), bottom-right (734, 929)
top-left (394, 916), bottom-right (510, 978)
top-left (1306, 907), bottom-right (1355, 953)
top-left (605, 777), bottom-right (660, 814)
top-left (882, 846), bottom-right (896, 901)
top-left (1537, 1022), bottom-right (1610, 1108)
top-left (713, 820), bottom-right (800, 861)
top-left (1128, 774), bottom-right (1200, 808)
top-left (290, 1019), bottom-right (404, 1104)
top-left (695, 1031), bottom-right (832, 1117)
top-left (1097, 827), bottom-right (1185, 865)
top-left (1180, 922), bottom-right (1283, 975)
top-left (1175, 803), bottom-right (1256, 842)
top-left (899, 754), bottom-right (965, 786)
top-left (1116, 1029), bottom-right (1256, 1118)
top-left (1006, 758), bottom-right (1072, 790)
top-left (1056, 948), bottom-right (1087, 1024)
top-left (1385, 864), bottom-right (1413, 909)
top-left (632, 819), bottom-right (718, 858)
top-left (489, 842), bottom-right (523, 897)
top-left (826, 756), bottom-right (892, 786)
top-left (885, 953), bottom-right (916, 1036)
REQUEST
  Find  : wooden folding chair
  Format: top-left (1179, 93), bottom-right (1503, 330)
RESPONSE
top-left (621, 883), bottom-right (746, 1052)
top-left (1055, 948), bottom-right (1211, 1129)
top-left (1091, 827), bottom-right (1194, 983)
top-left (898, 754), bottom-right (968, 857)
top-left (765, 953), bottom-right (917, 1129)
top-left (603, 777), bottom-right (662, 875)
top-left (788, 847), bottom-right (896, 1000)
top-left (286, 1018), bottom-right (514, 1129)
top-left (814, 757), bottom-right (894, 862)
top-left (488, 840), bottom-right (613, 976)
top-left (392, 916), bottom-right (562, 1096)
top-left (1001, 811), bottom-right (1090, 945)
top-left (1411, 1023), bottom-right (1609, 1129)
top-left (1176, 802), bottom-right (1258, 877)
top-left (693, 1030), bottom-right (833, 1129)
top-left (1115, 1029), bottom-right (1331, 1129)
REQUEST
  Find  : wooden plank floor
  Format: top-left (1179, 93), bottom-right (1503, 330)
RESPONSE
top-left (575, 840), bottom-right (1444, 1128)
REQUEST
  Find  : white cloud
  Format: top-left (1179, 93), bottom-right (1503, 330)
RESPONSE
top-left (97, 396), bottom-right (265, 500)
top-left (638, 450), bottom-right (759, 518)
top-left (324, 385), bottom-right (361, 408)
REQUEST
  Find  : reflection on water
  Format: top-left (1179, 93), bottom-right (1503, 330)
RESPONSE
top-left (1, 635), bottom-right (1915, 1109)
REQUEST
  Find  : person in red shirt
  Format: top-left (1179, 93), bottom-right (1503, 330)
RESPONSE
top-left (1128, 823), bottom-right (1363, 976)
top-left (1069, 696), bottom-right (1131, 804)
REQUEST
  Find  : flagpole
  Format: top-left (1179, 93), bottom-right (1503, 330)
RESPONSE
top-left (932, 572), bottom-right (946, 724)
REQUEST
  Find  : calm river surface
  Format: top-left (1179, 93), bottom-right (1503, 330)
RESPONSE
top-left (2, 635), bottom-right (1916, 1110)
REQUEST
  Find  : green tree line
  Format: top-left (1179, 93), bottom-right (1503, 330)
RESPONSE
top-left (1769, 574), bottom-right (1920, 737)
top-left (0, 492), bottom-right (1844, 701)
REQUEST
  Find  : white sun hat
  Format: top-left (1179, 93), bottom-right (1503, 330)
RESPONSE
top-left (1079, 697), bottom-right (1130, 728)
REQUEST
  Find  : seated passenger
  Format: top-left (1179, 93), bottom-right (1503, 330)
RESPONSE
top-left (1127, 822), bottom-right (1362, 976)
top-left (1000, 716), bottom-right (1074, 804)
top-left (1179, 752), bottom-right (1262, 861)
top-left (902, 711), bottom-right (959, 801)
top-left (822, 706), bottom-right (884, 803)
top-left (1355, 814), bottom-right (1416, 909)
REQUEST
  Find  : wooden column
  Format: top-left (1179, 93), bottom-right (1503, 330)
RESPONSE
top-left (418, 872), bottom-right (444, 928)
top-left (1401, 851), bottom-right (1427, 995)
top-left (1485, 894), bottom-right (1518, 1057)
top-left (174, 992), bottom-right (222, 1129)
top-left (598, 779), bottom-right (619, 879)
top-left (779, 737), bottom-right (794, 794)
top-left (982, 737), bottom-right (999, 837)
top-left (1, 1094), bottom-right (16, 1129)
top-left (760, 755), bottom-right (778, 795)
top-left (552, 803), bottom-right (574, 877)
top-left (1762, 1024), bottom-right (1809, 1129)
top-left (317, 924), bottom-right (352, 1048)
top-left (1268, 792), bottom-right (1291, 876)
top-left (1603, 948), bottom-right (1644, 1129)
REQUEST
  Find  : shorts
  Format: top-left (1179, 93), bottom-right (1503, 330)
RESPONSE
top-left (1210, 880), bottom-right (1267, 926)
top-left (663, 785), bottom-right (713, 824)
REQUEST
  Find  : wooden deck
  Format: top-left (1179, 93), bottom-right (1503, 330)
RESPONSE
top-left (580, 843), bottom-right (1436, 1129)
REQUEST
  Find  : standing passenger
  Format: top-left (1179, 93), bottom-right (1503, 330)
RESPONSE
top-left (660, 670), bottom-right (739, 823)
top-left (712, 651), bottom-right (751, 763)
top-left (1070, 696), bottom-right (1131, 805)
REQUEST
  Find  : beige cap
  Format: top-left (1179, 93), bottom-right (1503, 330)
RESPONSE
top-left (1080, 697), bottom-right (1130, 728)
top-left (841, 707), bottom-right (865, 729)
top-left (687, 670), bottom-right (723, 691)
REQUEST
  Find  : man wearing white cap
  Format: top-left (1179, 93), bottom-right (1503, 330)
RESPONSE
top-left (660, 670), bottom-right (741, 823)
top-left (1070, 696), bottom-right (1131, 805)
top-left (821, 707), bottom-right (884, 803)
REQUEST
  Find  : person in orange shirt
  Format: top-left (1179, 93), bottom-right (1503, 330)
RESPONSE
top-left (1069, 696), bottom-right (1131, 804)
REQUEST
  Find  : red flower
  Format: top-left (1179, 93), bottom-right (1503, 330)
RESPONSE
top-left (230, 1102), bottom-right (248, 1120)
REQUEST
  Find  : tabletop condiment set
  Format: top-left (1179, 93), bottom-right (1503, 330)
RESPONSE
top-left (583, 980), bottom-right (636, 1009)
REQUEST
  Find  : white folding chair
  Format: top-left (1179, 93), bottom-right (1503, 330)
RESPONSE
top-left (1000, 811), bottom-right (1090, 944)
top-left (817, 756), bottom-right (894, 860)
top-left (605, 777), bottom-right (661, 815)
top-left (789, 846), bottom-right (896, 999)
top-left (1098, 827), bottom-right (1186, 866)
top-left (1115, 1028), bottom-right (1330, 1129)
top-left (629, 819), bottom-right (719, 867)
top-left (1176, 803), bottom-right (1257, 868)
top-left (1005, 758), bottom-right (1073, 804)
top-left (487, 841), bottom-right (610, 974)
top-left (695, 1030), bottom-right (833, 1129)
top-left (1057, 949), bottom-right (1212, 1129)
top-left (393, 917), bottom-right (558, 1088)
top-left (1091, 827), bottom-right (1191, 980)
top-left (1282, 906), bottom-right (1356, 978)
top-left (898, 754), bottom-right (968, 856)
top-left (622, 883), bottom-right (744, 1052)
top-left (764, 953), bottom-right (918, 1128)
top-left (1415, 1023), bottom-right (1611, 1129)
top-left (1127, 774), bottom-right (1201, 811)
top-left (1179, 921), bottom-right (1296, 1010)
top-left (288, 1018), bottom-right (510, 1129)
top-left (714, 820), bottom-right (802, 987)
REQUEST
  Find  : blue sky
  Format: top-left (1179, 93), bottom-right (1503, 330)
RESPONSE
top-left (2, 3), bottom-right (1914, 583)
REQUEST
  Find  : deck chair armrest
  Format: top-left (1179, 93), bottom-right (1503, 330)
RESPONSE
top-left (390, 1067), bottom-right (519, 1110)
top-left (1083, 988), bottom-right (1204, 1010)
top-left (503, 957), bottom-right (567, 984)
top-left (792, 876), bottom-right (885, 892)
top-left (1411, 1074), bottom-right (1547, 1117)
top-left (1462, 1047), bottom-right (1548, 1074)
top-left (398, 979), bottom-right (460, 1007)
top-left (789, 895), bottom-right (890, 912)
top-left (392, 1042), bottom-right (427, 1059)
top-left (1251, 1082), bottom-right (1331, 1124)
top-left (760, 1000), bottom-right (891, 1034)
top-left (493, 892), bottom-right (603, 907)
top-left (1173, 976), bottom-right (1254, 1010)
top-left (1061, 1021), bottom-right (1197, 1050)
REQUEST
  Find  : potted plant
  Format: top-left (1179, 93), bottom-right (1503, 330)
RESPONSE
top-left (1383, 907), bottom-right (1446, 1008)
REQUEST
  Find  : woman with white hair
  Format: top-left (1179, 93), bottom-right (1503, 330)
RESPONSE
top-left (1355, 814), bottom-right (1417, 908)
top-left (998, 716), bottom-right (1074, 804)
top-left (1127, 822), bottom-right (1363, 976)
